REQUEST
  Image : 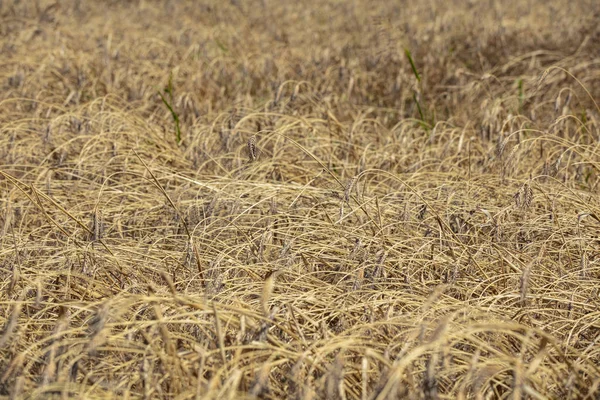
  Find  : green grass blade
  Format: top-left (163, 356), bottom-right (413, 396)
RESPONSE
top-left (405, 48), bottom-right (421, 83)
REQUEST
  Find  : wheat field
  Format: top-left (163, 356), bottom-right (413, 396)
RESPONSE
top-left (1, 0), bottom-right (600, 399)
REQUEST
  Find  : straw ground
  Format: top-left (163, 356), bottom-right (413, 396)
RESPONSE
top-left (1, 0), bottom-right (600, 398)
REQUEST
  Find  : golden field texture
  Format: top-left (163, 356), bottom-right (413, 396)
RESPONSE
top-left (1, 0), bottom-right (600, 398)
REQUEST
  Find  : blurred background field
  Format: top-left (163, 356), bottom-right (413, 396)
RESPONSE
top-left (1, 0), bottom-right (600, 398)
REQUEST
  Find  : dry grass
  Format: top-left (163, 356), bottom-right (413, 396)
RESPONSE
top-left (1, 0), bottom-right (600, 398)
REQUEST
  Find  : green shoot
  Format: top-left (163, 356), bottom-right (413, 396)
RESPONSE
top-left (158, 73), bottom-right (182, 145)
top-left (405, 48), bottom-right (421, 83)
top-left (405, 48), bottom-right (429, 127)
